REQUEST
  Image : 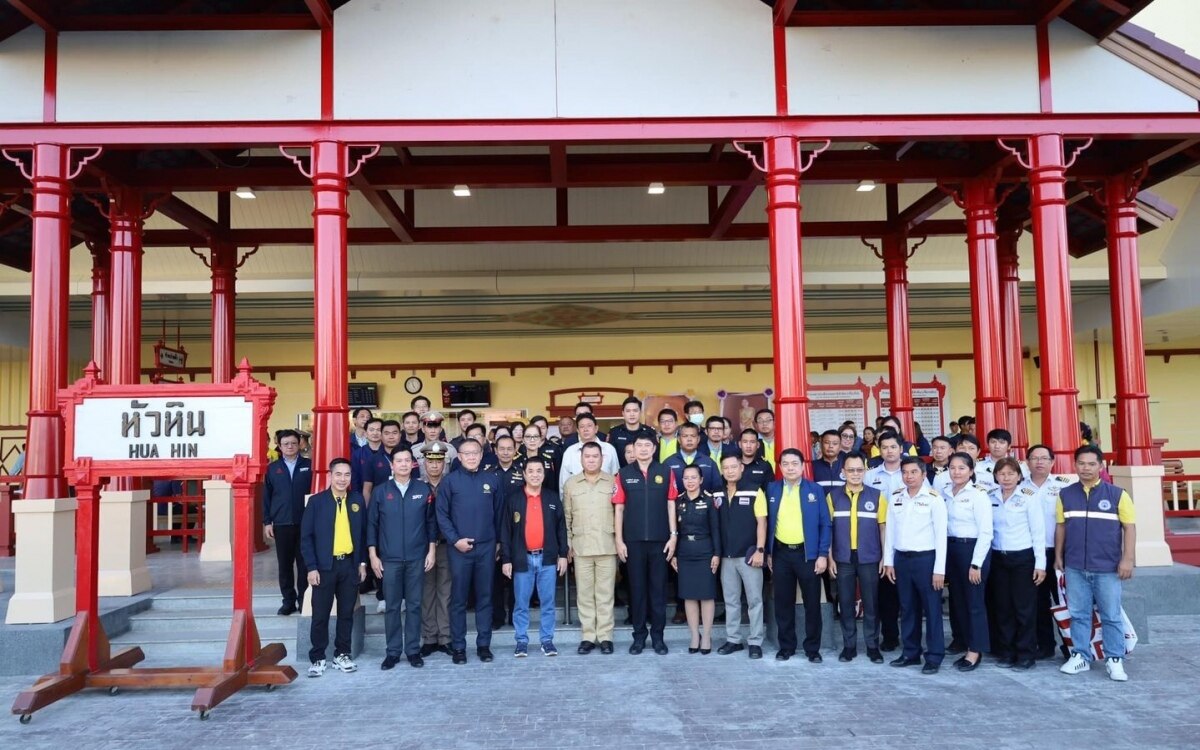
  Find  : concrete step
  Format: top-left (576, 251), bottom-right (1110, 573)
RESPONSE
top-left (147, 590), bottom-right (287, 612)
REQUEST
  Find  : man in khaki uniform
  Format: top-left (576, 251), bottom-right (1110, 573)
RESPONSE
top-left (563, 441), bottom-right (618, 655)
top-left (419, 443), bottom-right (453, 657)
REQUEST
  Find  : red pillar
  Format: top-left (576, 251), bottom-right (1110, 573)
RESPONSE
top-left (209, 243), bottom-right (238, 384)
top-left (1023, 134), bottom-right (1083, 473)
top-left (106, 186), bottom-right (145, 387)
top-left (1104, 172), bottom-right (1154, 467)
top-left (961, 177), bottom-right (1008, 441)
top-left (881, 234), bottom-right (915, 441)
top-left (88, 240), bottom-right (111, 384)
top-left (998, 229), bottom-right (1030, 458)
top-left (764, 136), bottom-right (812, 466)
top-left (20, 145), bottom-right (73, 500)
top-left (310, 140), bottom-right (352, 488)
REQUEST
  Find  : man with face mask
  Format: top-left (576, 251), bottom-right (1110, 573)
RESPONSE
top-left (684, 400), bottom-right (707, 429)
top-left (559, 414), bottom-right (619, 493)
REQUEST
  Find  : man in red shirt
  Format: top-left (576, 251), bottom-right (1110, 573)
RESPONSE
top-left (500, 460), bottom-right (568, 657)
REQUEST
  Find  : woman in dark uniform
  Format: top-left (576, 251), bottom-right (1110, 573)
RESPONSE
top-left (670, 465), bottom-right (722, 654)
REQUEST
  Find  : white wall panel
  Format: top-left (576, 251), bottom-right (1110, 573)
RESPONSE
top-left (1049, 21), bottom-right (1196, 113)
top-left (57, 31), bottom-right (320, 122)
top-left (555, 0), bottom-right (775, 117)
top-left (0, 27), bottom-right (45, 123)
top-left (786, 26), bottom-right (1040, 114)
top-left (335, 0), bottom-right (557, 119)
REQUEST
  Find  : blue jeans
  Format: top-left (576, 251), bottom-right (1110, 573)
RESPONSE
top-left (1064, 567), bottom-right (1124, 661)
top-left (512, 552), bottom-right (557, 645)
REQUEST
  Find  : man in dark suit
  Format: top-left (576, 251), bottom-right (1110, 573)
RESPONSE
top-left (262, 429), bottom-right (313, 615)
top-left (301, 457), bottom-right (367, 677)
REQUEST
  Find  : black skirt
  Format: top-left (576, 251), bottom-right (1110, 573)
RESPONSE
top-left (677, 557), bottom-right (717, 600)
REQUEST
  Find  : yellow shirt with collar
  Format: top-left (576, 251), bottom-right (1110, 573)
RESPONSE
top-left (827, 488), bottom-right (889, 550)
top-left (1054, 480), bottom-right (1135, 524)
top-left (658, 437), bottom-right (679, 462)
top-left (333, 495), bottom-right (354, 556)
top-left (775, 482), bottom-right (805, 545)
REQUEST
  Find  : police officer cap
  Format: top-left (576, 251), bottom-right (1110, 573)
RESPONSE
top-left (424, 441), bottom-right (450, 461)
top-left (423, 410), bottom-right (445, 424)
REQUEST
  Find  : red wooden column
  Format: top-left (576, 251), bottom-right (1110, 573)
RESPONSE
top-left (209, 242), bottom-right (238, 384)
top-left (1002, 135), bottom-right (1089, 473)
top-left (106, 186), bottom-right (147, 387)
top-left (2, 144), bottom-right (97, 500)
top-left (1103, 172), bottom-right (1154, 466)
top-left (957, 177), bottom-right (1008, 441)
top-left (285, 141), bottom-right (378, 487)
top-left (997, 228), bottom-right (1030, 458)
top-left (879, 234), bottom-right (915, 441)
top-left (756, 136), bottom-right (827, 466)
top-left (88, 240), bottom-right (111, 383)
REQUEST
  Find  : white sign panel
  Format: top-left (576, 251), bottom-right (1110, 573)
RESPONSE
top-left (74, 396), bottom-right (253, 461)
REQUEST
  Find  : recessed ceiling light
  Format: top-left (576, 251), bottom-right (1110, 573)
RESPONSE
top-left (452, 184), bottom-right (471, 197)
top-left (648, 182), bottom-right (665, 195)
top-left (234, 187), bottom-right (256, 199)
top-left (856, 180), bottom-right (877, 193)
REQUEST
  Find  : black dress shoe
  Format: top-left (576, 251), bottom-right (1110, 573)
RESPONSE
top-left (807, 653), bottom-right (823, 664)
top-left (381, 655), bottom-right (399, 670)
top-left (718, 642), bottom-right (745, 656)
top-left (890, 656), bottom-right (921, 667)
top-left (477, 647), bottom-right (494, 663)
top-left (880, 639), bottom-right (900, 652)
top-left (688, 647), bottom-right (700, 654)
top-left (407, 655), bottom-right (424, 668)
top-left (452, 650), bottom-right (467, 664)
top-left (1012, 659), bottom-right (1036, 671)
top-left (629, 640), bottom-right (645, 655)
top-left (438, 644), bottom-right (453, 655)
top-left (577, 640), bottom-right (595, 655)
top-left (956, 657), bottom-right (980, 672)
top-left (867, 649), bottom-right (884, 664)
top-left (838, 649), bottom-right (856, 662)
top-left (600, 641), bottom-right (614, 654)
top-left (277, 603), bottom-right (297, 616)
top-left (419, 644), bottom-right (437, 658)
top-left (748, 646), bottom-right (763, 659)
top-left (700, 648), bottom-right (711, 655)
top-left (995, 656), bottom-right (1017, 669)
top-left (775, 650), bottom-right (793, 661)
top-left (653, 641), bottom-right (669, 656)
top-left (921, 662), bottom-right (940, 675)
top-left (953, 656), bottom-right (968, 667)
top-left (946, 641), bottom-right (967, 655)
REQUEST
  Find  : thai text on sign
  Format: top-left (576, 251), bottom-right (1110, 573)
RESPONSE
top-left (74, 396), bottom-right (253, 461)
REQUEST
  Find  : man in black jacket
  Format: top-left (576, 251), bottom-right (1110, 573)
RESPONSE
top-left (501, 460), bottom-right (568, 657)
top-left (263, 429), bottom-right (313, 615)
top-left (301, 458), bottom-right (367, 677)
top-left (368, 450), bottom-right (437, 670)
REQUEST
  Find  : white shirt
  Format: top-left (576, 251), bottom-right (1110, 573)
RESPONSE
top-left (932, 470), bottom-right (952, 495)
top-left (989, 486), bottom-right (1047, 571)
top-left (941, 483), bottom-right (993, 568)
top-left (865, 464), bottom-right (905, 497)
top-left (559, 440), bottom-right (619, 494)
top-left (883, 485), bottom-right (948, 575)
top-left (975, 456), bottom-right (1030, 494)
top-left (1021, 474), bottom-right (1076, 548)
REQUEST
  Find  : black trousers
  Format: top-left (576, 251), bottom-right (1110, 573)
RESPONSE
top-left (878, 575), bottom-right (899, 643)
top-left (946, 539), bottom-right (991, 653)
top-left (626, 540), bottom-right (668, 641)
top-left (1035, 547), bottom-right (1062, 655)
top-left (834, 550), bottom-right (879, 651)
top-left (448, 542), bottom-right (495, 652)
top-left (492, 563), bottom-right (514, 627)
top-left (772, 543), bottom-right (822, 656)
top-left (895, 549), bottom-right (944, 665)
top-left (990, 547), bottom-right (1038, 662)
top-left (273, 524), bottom-right (306, 607)
top-left (308, 556), bottom-right (358, 663)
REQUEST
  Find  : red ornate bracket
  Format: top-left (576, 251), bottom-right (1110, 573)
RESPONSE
top-left (995, 136), bottom-right (1092, 171)
top-left (188, 244), bottom-right (260, 270)
top-left (279, 143), bottom-right (380, 179)
top-left (0, 146), bottom-right (103, 181)
top-left (732, 139), bottom-right (830, 174)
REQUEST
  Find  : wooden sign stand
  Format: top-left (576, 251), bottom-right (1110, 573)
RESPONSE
top-left (11, 359), bottom-right (295, 723)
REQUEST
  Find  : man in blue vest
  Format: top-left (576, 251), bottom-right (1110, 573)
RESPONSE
top-left (1056, 445), bottom-right (1136, 682)
top-left (663, 422), bottom-right (720, 495)
top-left (766, 448), bottom-right (832, 662)
top-left (262, 429), bottom-right (313, 615)
top-left (826, 452), bottom-right (886, 663)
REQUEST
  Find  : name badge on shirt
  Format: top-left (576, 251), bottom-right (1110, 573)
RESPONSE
top-left (914, 501), bottom-right (930, 514)
top-left (298, 467), bottom-right (310, 472)
top-left (739, 497), bottom-right (750, 506)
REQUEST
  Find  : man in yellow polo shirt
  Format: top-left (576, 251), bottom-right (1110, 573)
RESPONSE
top-left (301, 457), bottom-right (367, 677)
top-left (826, 453), bottom-right (888, 663)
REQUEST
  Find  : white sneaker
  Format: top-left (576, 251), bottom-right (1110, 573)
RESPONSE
top-left (376, 600), bottom-right (387, 614)
top-left (333, 653), bottom-right (358, 673)
top-left (1105, 657), bottom-right (1128, 682)
top-left (1060, 652), bottom-right (1090, 674)
top-left (307, 659), bottom-right (327, 678)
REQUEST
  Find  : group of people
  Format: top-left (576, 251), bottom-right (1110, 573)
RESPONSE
top-left (261, 395), bottom-right (1137, 683)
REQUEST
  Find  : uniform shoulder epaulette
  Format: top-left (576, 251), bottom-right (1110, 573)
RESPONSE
top-left (1021, 487), bottom-right (1035, 495)
top-left (1056, 475), bottom-right (1071, 483)
top-left (891, 488), bottom-right (904, 495)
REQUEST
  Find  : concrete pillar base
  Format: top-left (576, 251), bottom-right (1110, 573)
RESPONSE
top-left (98, 489), bottom-right (152, 596)
top-left (1110, 464), bottom-right (1173, 567)
top-left (199, 480), bottom-right (233, 562)
top-left (5, 498), bottom-right (77, 624)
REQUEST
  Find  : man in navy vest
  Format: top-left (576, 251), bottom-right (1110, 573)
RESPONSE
top-left (826, 453), bottom-right (886, 663)
top-left (1056, 445), bottom-right (1136, 682)
top-left (765, 448), bottom-right (832, 662)
top-left (262, 429), bottom-right (313, 615)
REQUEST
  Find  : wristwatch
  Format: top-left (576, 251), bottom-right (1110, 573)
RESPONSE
top-left (670, 531), bottom-right (678, 537)
top-left (756, 547), bottom-right (765, 553)
top-left (970, 564), bottom-right (980, 571)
